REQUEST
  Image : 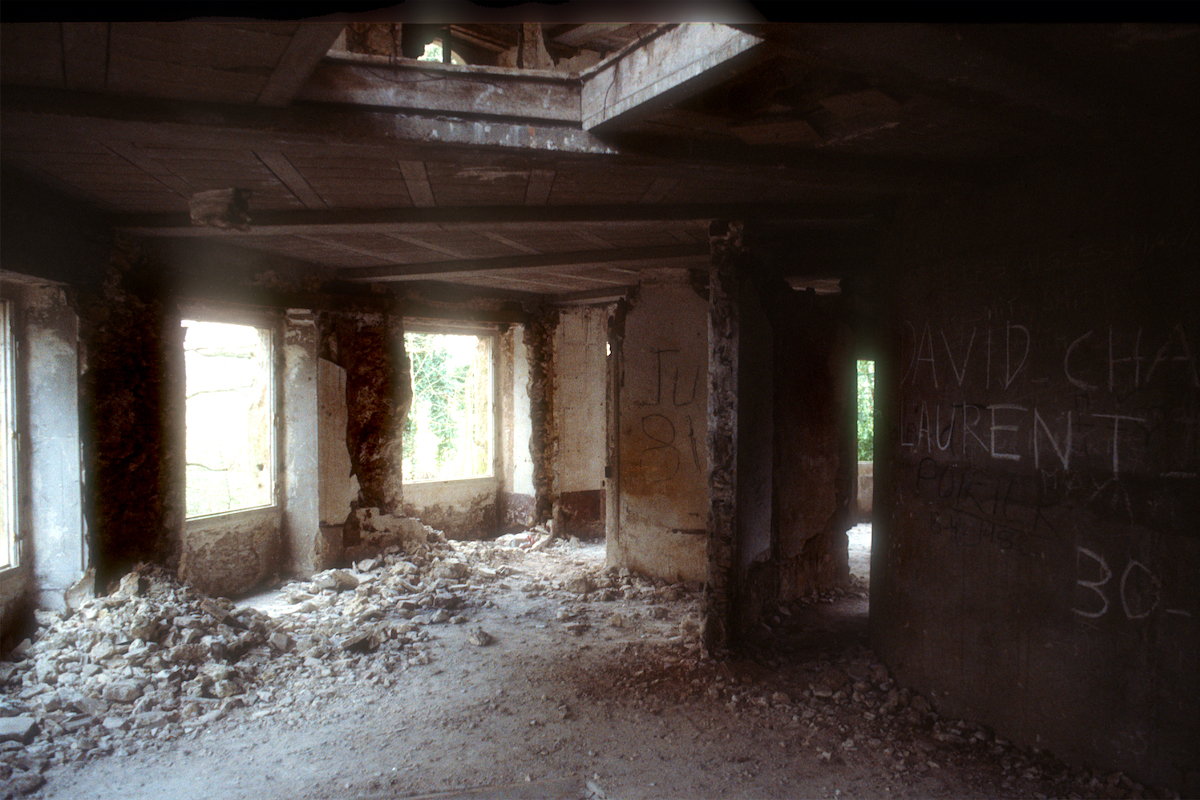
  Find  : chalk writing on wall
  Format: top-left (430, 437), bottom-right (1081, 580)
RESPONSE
top-left (916, 458), bottom-right (1057, 558)
top-left (899, 320), bottom-right (1200, 478)
top-left (633, 348), bottom-right (703, 485)
top-left (1072, 546), bottom-right (1193, 622)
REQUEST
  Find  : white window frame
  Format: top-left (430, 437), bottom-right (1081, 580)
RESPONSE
top-left (0, 299), bottom-right (18, 570)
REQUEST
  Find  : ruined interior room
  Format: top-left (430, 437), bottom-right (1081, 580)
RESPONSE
top-left (1, 14), bottom-right (1197, 800)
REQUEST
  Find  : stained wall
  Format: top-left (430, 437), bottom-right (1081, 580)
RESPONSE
top-left (611, 274), bottom-right (709, 582)
top-left (874, 155), bottom-right (1200, 793)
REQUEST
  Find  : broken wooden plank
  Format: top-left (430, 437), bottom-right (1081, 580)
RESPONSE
top-left (256, 23), bottom-right (345, 107)
top-left (581, 23), bottom-right (764, 131)
top-left (297, 59), bottom-right (580, 122)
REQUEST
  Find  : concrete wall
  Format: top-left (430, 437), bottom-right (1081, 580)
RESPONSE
top-left (0, 282), bottom-right (87, 644)
top-left (180, 508), bottom-right (283, 597)
top-left (854, 461), bottom-right (873, 520)
top-left (554, 306), bottom-right (608, 539)
top-left (318, 357), bottom-right (356, 560)
top-left (24, 286), bottom-right (87, 610)
top-left (611, 274), bottom-right (708, 582)
top-left (282, 310), bottom-right (325, 577)
top-left (403, 477), bottom-right (500, 540)
top-left (498, 325), bottom-right (535, 531)
top-left (875, 157), bottom-right (1200, 793)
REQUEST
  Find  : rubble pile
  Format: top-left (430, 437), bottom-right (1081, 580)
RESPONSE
top-left (0, 519), bottom-right (496, 796)
top-left (0, 567), bottom-right (279, 794)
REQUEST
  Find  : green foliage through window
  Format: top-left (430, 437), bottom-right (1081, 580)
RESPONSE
top-left (856, 360), bottom-right (875, 462)
top-left (403, 332), bottom-right (493, 481)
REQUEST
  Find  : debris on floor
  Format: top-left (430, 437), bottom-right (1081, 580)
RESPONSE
top-left (0, 522), bottom-right (1165, 800)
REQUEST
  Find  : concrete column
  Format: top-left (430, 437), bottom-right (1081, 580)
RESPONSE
top-left (26, 286), bottom-right (86, 609)
top-left (283, 309), bottom-right (321, 577)
top-left (704, 221), bottom-right (743, 653)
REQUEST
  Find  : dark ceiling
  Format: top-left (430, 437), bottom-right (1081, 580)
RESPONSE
top-left (2, 18), bottom-right (1197, 300)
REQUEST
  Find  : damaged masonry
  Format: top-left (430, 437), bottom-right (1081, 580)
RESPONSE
top-left (2, 14), bottom-right (1199, 800)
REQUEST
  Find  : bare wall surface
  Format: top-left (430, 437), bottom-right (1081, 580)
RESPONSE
top-left (180, 509), bottom-right (282, 598)
top-left (876, 159), bottom-right (1200, 793)
top-left (614, 276), bottom-right (708, 583)
top-left (283, 310), bottom-right (323, 577)
top-left (24, 285), bottom-right (86, 609)
top-left (770, 289), bottom-right (853, 598)
top-left (554, 306), bottom-right (608, 538)
top-left (403, 478), bottom-right (500, 541)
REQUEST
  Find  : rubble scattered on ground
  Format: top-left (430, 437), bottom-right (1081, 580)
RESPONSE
top-left (0, 521), bottom-right (1167, 800)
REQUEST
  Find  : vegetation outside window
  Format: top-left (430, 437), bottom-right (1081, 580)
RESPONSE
top-left (404, 332), bottom-right (493, 481)
top-left (0, 301), bottom-right (16, 569)
top-left (182, 319), bottom-right (274, 518)
top-left (857, 360), bottom-right (875, 461)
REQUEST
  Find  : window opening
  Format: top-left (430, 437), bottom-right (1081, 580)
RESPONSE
top-left (1, 301), bottom-right (17, 569)
top-left (850, 359), bottom-right (875, 586)
top-left (418, 40), bottom-right (465, 65)
top-left (182, 319), bottom-right (274, 518)
top-left (403, 331), bottom-right (493, 481)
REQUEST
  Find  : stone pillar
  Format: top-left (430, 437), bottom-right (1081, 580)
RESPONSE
top-left (704, 220), bottom-right (743, 653)
top-left (333, 310), bottom-right (410, 514)
top-left (25, 286), bottom-right (87, 609)
top-left (283, 310), bottom-right (322, 576)
top-left (525, 308), bottom-right (559, 528)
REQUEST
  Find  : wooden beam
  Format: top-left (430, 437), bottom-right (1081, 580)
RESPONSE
top-left (0, 85), bottom-right (618, 163)
top-left (256, 23), bottom-right (345, 107)
top-left (256, 150), bottom-right (327, 208)
top-left (398, 160), bottom-right (435, 207)
top-left (297, 59), bottom-right (580, 122)
top-left (338, 243), bottom-right (709, 282)
top-left (524, 168), bottom-right (555, 205)
top-left (581, 23), bottom-right (764, 131)
top-left (114, 202), bottom-right (881, 238)
top-left (2, 86), bottom-right (983, 193)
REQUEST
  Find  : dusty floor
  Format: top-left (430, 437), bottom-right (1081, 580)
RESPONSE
top-left (7, 525), bottom-right (1159, 800)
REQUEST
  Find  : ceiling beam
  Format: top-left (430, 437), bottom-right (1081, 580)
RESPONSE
top-left (2, 85), bottom-right (983, 195)
top-left (582, 23), bottom-right (765, 131)
top-left (114, 202), bottom-right (882, 238)
top-left (256, 23), bottom-right (346, 107)
top-left (297, 59), bottom-right (580, 123)
top-left (338, 243), bottom-right (709, 282)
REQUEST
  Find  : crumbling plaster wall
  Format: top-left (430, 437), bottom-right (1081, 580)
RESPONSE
top-left (76, 241), bottom-right (184, 591)
top-left (874, 155), bottom-right (1200, 793)
top-left (612, 273), bottom-right (709, 583)
top-left (767, 288), bottom-right (853, 601)
top-left (0, 282), bottom-right (87, 645)
top-left (403, 478), bottom-right (500, 541)
top-left (499, 325), bottom-right (535, 532)
top-left (553, 306), bottom-right (608, 539)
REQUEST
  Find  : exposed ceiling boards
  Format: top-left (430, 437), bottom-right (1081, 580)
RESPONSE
top-left (3, 20), bottom-right (1197, 300)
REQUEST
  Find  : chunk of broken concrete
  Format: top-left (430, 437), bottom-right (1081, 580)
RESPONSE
top-left (313, 569), bottom-right (359, 592)
top-left (468, 628), bottom-right (495, 646)
top-left (0, 716), bottom-right (38, 744)
top-left (101, 680), bottom-right (144, 704)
